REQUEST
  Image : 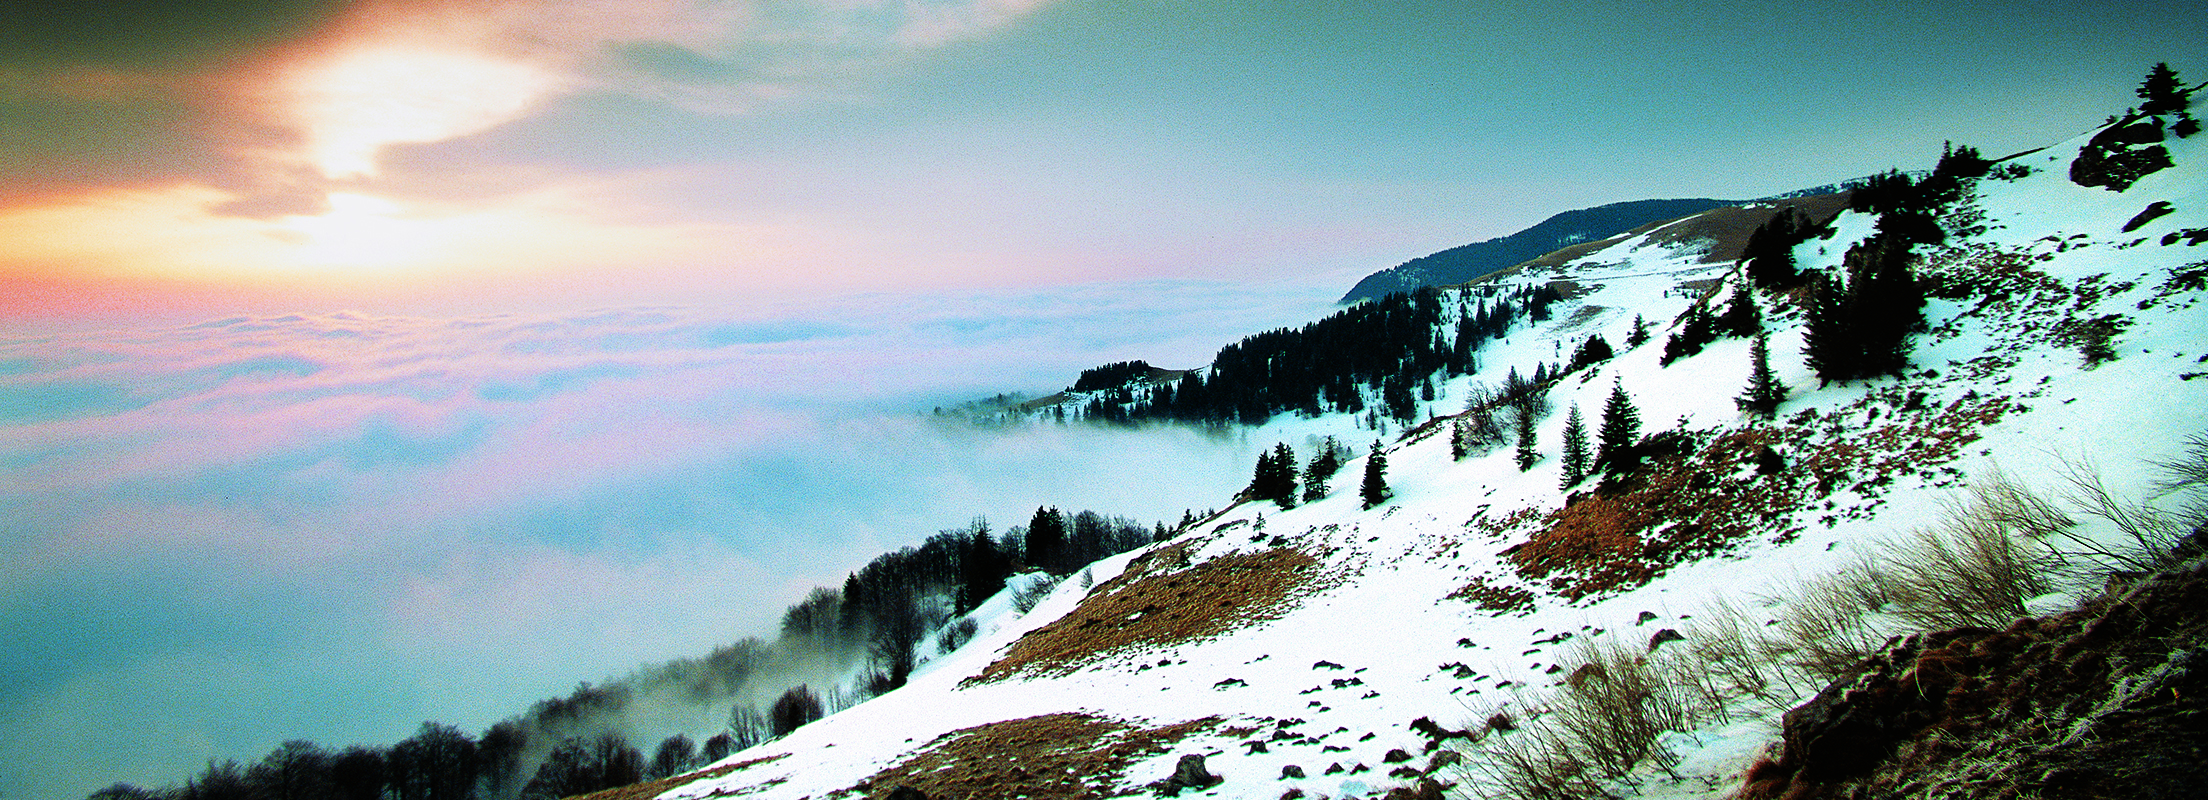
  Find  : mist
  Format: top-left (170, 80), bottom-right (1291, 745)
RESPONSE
top-left (0, 274), bottom-right (1345, 800)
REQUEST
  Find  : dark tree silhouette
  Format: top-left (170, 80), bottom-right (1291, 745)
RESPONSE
top-left (1359, 441), bottom-right (1391, 509)
top-left (1023, 506), bottom-right (1067, 575)
top-left (1597, 382), bottom-right (1642, 474)
top-left (649, 734), bottom-right (697, 780)
top-left (329, 747), bottom-right (387, 800)
top-left (1736, 332), bottom-right (1786, 419)
top-left (248, 740), bottom-right (333, 800)
top-left (2139, 62), bottom-right (2188, 116)
top-left (1560, 404), bottom-right (1591, 490)
top-left (770, 685), bottom-right (825, 738)
top-left (388, 723), bottom-right (475, 800)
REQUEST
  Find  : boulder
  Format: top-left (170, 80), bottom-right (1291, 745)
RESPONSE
top-left (1153, 754), bottom-right (1222, 797)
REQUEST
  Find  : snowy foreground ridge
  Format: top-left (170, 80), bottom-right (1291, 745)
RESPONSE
top-left (660, 111), bottom-right (2208, 798)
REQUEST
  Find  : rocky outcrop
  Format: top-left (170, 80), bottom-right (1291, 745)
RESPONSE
top-left (1737, 558), bottom-right (2208, 799)
top-left (2072, 117), bottom-right (2176, 192)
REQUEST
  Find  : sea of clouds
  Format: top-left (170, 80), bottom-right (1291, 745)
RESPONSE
top-left (0, 275), bottom-right (1345, 799)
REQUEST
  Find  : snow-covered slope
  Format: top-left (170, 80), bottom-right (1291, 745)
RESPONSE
top-left (653, 110), bottom-right (2208, 800)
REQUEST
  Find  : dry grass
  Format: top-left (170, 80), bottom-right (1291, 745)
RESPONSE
top-left (563, 753), bottom-right (787, 800)
top-left (845, 712), bottom-right (1221, 799)
top-left (966, 546), bottom-right (1324, 683)
top-left (1878, 477), bottom-right (2067, 630)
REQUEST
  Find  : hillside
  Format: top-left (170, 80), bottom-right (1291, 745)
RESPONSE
top-left (1337, 198), bottom-right (1735, 305)
top-left (632, 87), bottom-right (2208, 799)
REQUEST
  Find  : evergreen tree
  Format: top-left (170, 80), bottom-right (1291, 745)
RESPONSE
top-left (1024, 506), bottom-right (1067, 574)
top-left (1716, 286), bottom-right (1762, 338)
top-left (1735, 332), bottom-right (1786, 419)
top-left (1359, 441), bottom-right (1391, 509)
top-left (1302, 438), bottom-right (1343, 502)
top-left (1804, 236), bottom-right (1924, 385)
top-left (2139, 62), bottom-right (2188, 116)
top-left (1560, 404), bottom-right (1590, 490)
top-left (1743, 209), bottom-right (1807, 290)
top-left (1596, 381), bottom-right (1641, 474)
top-left (1513, 405), bottom-right (1539, 471)
top-left (1450, 418), bottom-right (1470, 461)
top-left (1244, 442), bottom-right (1299, 507)
top-left (1568, 334), bottom-right (1614, 371)
top-left (1661, 303), bottom-right (1717, 365)
top-left (1625, 314), bottom-right (1651, 348)
top-left (1800, 270), bottom-right (1854, 385)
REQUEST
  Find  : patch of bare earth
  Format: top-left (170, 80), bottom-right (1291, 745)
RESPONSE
top-left (570, 753), bottom-right (788, 800)
top-left (966, 545), bottom-right (1324, 684)
top-left (845, 712), bottom-right (1222, 799)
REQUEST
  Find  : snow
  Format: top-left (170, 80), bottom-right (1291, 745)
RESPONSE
top-left (665, 113), bottom-right (2208, 799)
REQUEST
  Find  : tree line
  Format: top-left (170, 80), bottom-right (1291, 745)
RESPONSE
top-left (90, 508), bottom-right (1170, 800)
top-left (1069, 283), bottom-right (1564, 428)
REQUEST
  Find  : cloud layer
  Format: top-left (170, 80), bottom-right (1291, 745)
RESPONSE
top-left (0, 275), bottom-right (1336, 799)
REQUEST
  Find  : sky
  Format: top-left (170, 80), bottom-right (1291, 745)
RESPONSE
top-left (1, 0), bottom-right (2202, 797)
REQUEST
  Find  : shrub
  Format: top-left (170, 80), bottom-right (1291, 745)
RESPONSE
top-left (1878, 474), bottom-right (2068, 629)
top-left (2054, 436), bottom-right (2208, 573)
top-left (1010, 574), bottom-right (1059, 613)
top-left (936, 617), bottom-right (979, 654)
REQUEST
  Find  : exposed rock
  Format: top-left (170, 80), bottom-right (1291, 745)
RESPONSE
top-left (1382, 777), bottom-right (1447, 800)
top-left (1738, 558), bottom-right (2208, 799)
top-left (883, 786), bottom-right (927, 800)
top-left (1280, 764), bottom-right (1305, 779)
top-left (1636, 610), bottom-right (1659, 625)
top-left (2072, 117), bottom-right (2175, 192)
top-left (1407, 716), bottom-right (1473, 741)
top-left (1647, 628), bottom-right (1685, 651)
top-left (2124, 201), bottom-right (2177, 232)
top-left (1153, 754), bottom-right (1222, 797)
top-left (1381, 748), bottom-right (1415, 764)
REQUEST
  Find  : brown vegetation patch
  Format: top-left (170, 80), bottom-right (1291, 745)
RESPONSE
top-left (846, 712), bottom-right (1222, 800)
top-left (1496, 388), bottom-right (2018, 601)
top-left (567, 753), bottom-right (788, 800)
top-left (1446, 576), bottom-right (1537, 614)
top-left (1738, 558), bottom-right (2208, 799)
top-left (967, 547), bottom-right (1323, 683)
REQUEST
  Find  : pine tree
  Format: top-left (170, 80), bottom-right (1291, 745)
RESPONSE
top-left (1597, 381), bottom-right (1641, 474)
top-left (1302, 439), bottom-right (1342, 502)
top-left (1025, 506), bottom-right (1066, 574)
top-left (1735, 332), bottom-right (1786, 419)
top-left (1716, 285), bottom-right (1762, 338)
top-left (1359, 441), bottom-right (1391, 509)
top-left (1513, 406), bottom-right (1539, 471)
top-left (1662, 303), bottom-right (1716, 365)
top-left (1625, 314), bottom-right (1651, 348)
top-left (1560, 404), bottom-right (1590, 490)
top-left (1450, 418), bottom-right (1470, 461)
top-left (1801, 270), bottom-right (1855, 386)
top-left (2139, 62), bottom-right (2188, 116)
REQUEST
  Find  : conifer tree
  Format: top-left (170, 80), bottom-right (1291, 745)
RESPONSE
top-left (2139, 62), bottom-right (2188, 116)
top-left (1450, 418), bottom-right (1470, 461)
top-left (1716, 285), bottom-right (1762, 338)
top-left (1626, 314), bottom-right (1651, 348)
top-left (1597, 381), bottom-right (1641, 474)
top-left (1560, 404), bottom-right (1590, 490)
top-left (1735, 332), bottom-right (1786, 419)
top-left (1359, 441), bottom-right (1391, 509)
top-left (1801, 270), bottom-right (1854, 386)
top-left (1661, 303), bottom-right (1717, 365)
top-left (1302, 439), bottom-right (1342, 502)
top-left (1025, 506), bottom-right (1067, 574)
top-left (1513, 405), bottom-right (1539, 471)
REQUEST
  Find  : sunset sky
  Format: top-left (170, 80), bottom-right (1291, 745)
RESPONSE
top-left (5, 0), bottom-right (2197, 323)
top-left (2, 1), bottom-right (2202, 797)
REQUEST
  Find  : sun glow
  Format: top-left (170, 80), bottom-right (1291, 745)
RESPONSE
top-left (276, 193), bottom-right (440, 269)
top-left (284, 45), bottom-right (564, 179)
